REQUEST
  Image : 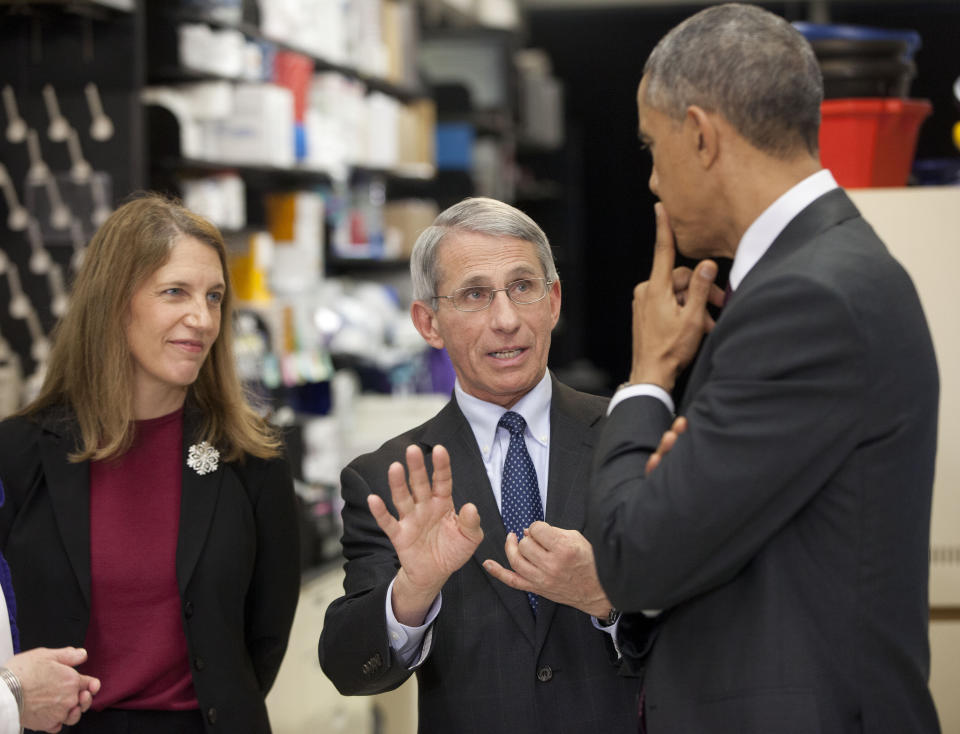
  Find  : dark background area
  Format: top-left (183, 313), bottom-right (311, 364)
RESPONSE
top-left (526, 1), bottom-right (960, 393)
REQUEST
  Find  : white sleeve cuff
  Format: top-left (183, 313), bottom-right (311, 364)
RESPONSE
top-left (608, 384), bottom-right (675, 415)
top-left (384, 576), bottom-right (442, 667)
top-left (591, 615), bottom-right (622, 657)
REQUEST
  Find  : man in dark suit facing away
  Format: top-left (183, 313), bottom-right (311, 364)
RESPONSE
top-left (319, 197), bottom-right (640, 733)
top-left (584, 4), bottom-right (941, 733)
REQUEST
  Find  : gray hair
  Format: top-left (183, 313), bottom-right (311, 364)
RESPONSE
top-left (643, 3), bottom-right (822, 158)
top-left (410, 197), bottom-right (559, 304)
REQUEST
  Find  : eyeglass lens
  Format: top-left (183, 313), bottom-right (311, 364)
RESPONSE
top-left (452, 278), bottom-right (548, 311)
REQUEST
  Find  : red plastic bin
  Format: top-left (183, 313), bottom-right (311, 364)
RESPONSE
top-left (819, 98), bottom-right (932, 188)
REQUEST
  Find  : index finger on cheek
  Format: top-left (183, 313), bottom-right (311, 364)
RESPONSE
top-left (649, 203), bottom-right (677, 288)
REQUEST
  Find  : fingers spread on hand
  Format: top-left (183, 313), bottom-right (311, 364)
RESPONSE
top-left (671, 416), bottom-right (688, 435)
top-left (368, 493), bottom-right (399, 537)
top-left (430, 444), bottom-right (453, 499)
top-left (404, 445), bottom-right (432, 504)
top-left (387, 461), bottom-right (414, 515)
top-left (457, 501), bottom-right (484, 542)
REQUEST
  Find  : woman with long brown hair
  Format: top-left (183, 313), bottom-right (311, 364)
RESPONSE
top-left (0, 193), bottom-right (300, 733)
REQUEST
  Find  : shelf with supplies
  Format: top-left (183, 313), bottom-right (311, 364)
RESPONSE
top-left (146, 1), bottom-right (429, 103)
top-left (153, 156), bottom-right (335, 184)
top-left (325, 255), bottom-right (411, 274)
top-left (419, 0), bottom-right (522, 33)
top-left (141, 0), bottom-right (438, 238)
top-left (153, 159), bottom-right (437, 186)
top-left (0, 0), bottom-right (549, 420)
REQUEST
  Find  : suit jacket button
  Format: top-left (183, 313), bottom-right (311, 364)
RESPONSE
top-left (184, 601), bottom-right (194, 619)
top-left (194, 656), bottom-right (205, 671)
top-left (362, 652), bottom-right (382, 676)
top-left (536, 665), bottom-right (553, 682)
top-left (207, 708), bottom-right (217, 724)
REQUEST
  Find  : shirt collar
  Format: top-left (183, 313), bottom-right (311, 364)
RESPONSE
top-left (455, 371), bottom-right (553, 460)
top-left (728, 169), bottom-right (838, 291)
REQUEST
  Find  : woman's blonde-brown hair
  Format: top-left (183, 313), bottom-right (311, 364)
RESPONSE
top-left (24, 192), bottom-right (281, 462)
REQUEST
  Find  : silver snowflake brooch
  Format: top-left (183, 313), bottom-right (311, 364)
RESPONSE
top-left (187, 441), bottom-right (220, 476)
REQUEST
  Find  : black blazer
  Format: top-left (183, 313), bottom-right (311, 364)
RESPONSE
top-left (588, 189), bottom-right (941, 733)
top-left (0, 405), bottom-right (301, 734)
top-left (319, 377), bottom-right (641, 734)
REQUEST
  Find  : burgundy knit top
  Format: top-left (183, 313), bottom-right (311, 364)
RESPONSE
top-left (82, 408), bottom-right (198, 711)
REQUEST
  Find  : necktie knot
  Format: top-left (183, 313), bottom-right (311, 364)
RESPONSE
top-left (498, 410), bottom-right (527, 437)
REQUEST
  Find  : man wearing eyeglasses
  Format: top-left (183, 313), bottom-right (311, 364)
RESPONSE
top-left (319, 197), bottom-right (642, 733)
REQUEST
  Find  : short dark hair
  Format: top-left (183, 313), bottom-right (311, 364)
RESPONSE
top-left (643, 3), bottom-right (823, 158)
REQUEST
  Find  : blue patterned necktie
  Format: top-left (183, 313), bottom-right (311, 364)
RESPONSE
top-left (498, 411), bottom-right (544, 614)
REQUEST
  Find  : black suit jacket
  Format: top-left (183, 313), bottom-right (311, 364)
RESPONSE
top-left (587, 189), bottom-right (941, 733)
top-left (319, 376), bottom-right (641, 733)
top-left (0, 405), bottom-right (301, 734)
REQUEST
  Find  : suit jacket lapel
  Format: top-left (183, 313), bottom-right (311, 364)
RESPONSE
top-left (741, 188), bottom-right (860, 288)
top-left (544, 380), bottom-right (596, 531)
top-left (682, 188), bottom-right (862, 407)
top-left (422, 399), bottom-right (537, 645)
top-left (176, 411), bottom-right (224, 595)
top-left (39, 413), bottom-right (91, 607)
top-left (535, 378), bottom-right (604, 649)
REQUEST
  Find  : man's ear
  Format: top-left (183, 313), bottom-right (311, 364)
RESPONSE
top-left (411, 300), bottom-right (445, 349)
top-left (686, 105), bottom-right (719, 169)
top-left (548, 278), bottom-right (562, 329)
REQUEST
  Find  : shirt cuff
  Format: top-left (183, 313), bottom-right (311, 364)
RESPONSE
top-left (385, 576), bottom-right (442, 667)
top-left (0, 677), bottom-right (19, 734)
top-left (608, 384), bottom-right (675, 415)
top-left (591, 610), bottom-right (661, 660)
top-left (591, 614), bottom-right (622, 657)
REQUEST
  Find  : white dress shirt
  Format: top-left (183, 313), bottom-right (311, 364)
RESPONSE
top-left (609, 169), bottom-right (839, 416)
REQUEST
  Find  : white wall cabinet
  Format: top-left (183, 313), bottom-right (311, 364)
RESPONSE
top-left (849, 186), bottom-right (960, 733)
